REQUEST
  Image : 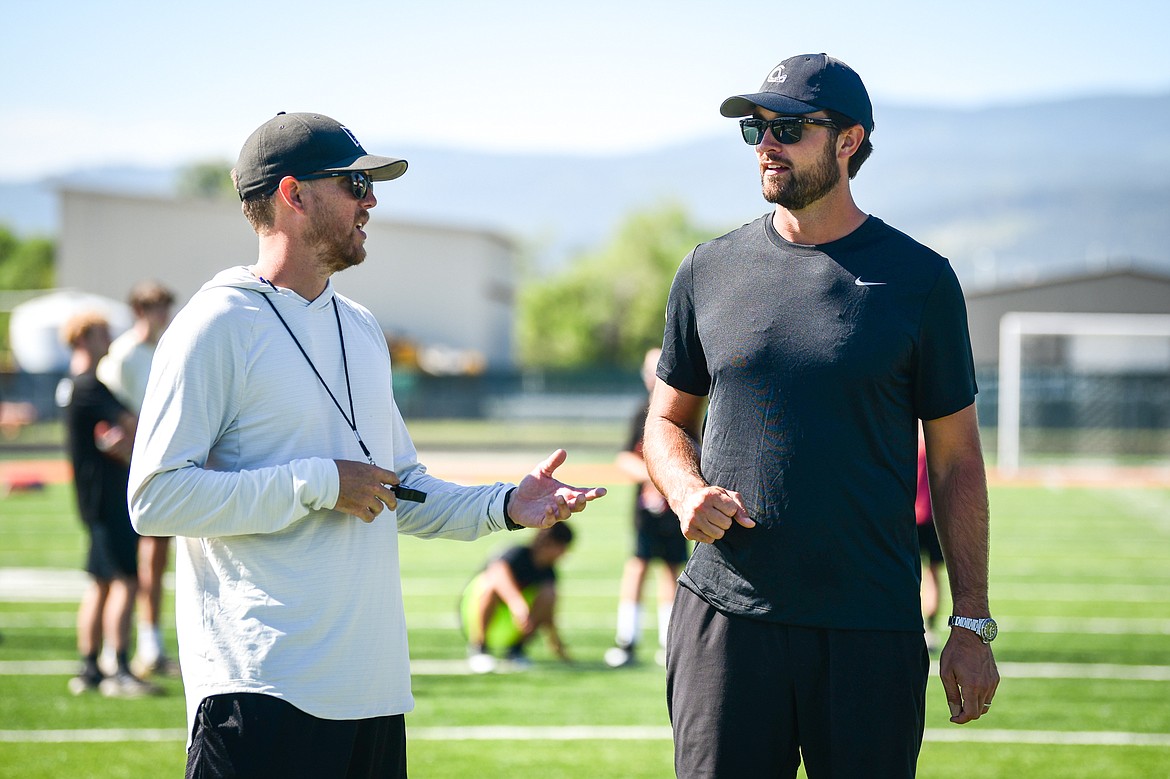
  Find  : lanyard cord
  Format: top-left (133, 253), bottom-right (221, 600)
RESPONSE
top-left (256, 278), bottom-right (375, 466)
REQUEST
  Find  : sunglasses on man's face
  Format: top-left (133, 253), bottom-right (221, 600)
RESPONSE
top-left (298, 170), bottom-right (373, 200)
top-left (739, 116), bottom-right (839, 146)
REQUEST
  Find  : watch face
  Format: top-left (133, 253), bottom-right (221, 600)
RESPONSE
top-left (980, 619), bottom-right (998, 642)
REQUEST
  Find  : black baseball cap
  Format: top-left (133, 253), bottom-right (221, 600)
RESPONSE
top-left (719, 54), bottom-right (874, 136)
top-left (234, 112), bottom-right (409, 200)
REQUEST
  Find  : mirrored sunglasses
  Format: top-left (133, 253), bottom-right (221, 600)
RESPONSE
top-left (739, 117), bottom-right (839, 146)
top-left (298, 170), bottom-right (373, 199)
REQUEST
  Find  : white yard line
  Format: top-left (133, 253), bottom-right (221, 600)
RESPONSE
top-left (1, 726), bottom-right (1168, 747)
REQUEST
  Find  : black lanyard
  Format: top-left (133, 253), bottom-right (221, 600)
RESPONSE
top-left (257, 278), bottom-right (376, 466)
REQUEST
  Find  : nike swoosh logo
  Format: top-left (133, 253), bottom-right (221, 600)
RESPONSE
top-left (855, 278), bottom-right (887, 286)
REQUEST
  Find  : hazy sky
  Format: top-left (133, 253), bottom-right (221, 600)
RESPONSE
top-left (3, 0), bottom-right (1167, 180)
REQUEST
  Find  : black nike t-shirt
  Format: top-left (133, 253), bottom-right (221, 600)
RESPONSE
top-left (659, 214), bottom-right (977, 631)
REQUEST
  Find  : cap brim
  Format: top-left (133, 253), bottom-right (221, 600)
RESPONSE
top-left (719, 93), bottom-right (819, 118)
top-left (319, 154), bottom-right (409, 182)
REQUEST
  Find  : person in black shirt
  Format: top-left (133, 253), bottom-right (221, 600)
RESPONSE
top-left (59, 311), bottom-right (159, 698)
top-left (463, 523), bottom-right (573, 672)
top-left (604, 348), bottom-right (689, 668)
top-left (644, 54), bottom-right (999, 778)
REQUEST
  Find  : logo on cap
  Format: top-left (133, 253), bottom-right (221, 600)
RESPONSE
top-left (339, 126), bottom-right (361, 149)
top-left (767, 66), bottom-right (787, 84)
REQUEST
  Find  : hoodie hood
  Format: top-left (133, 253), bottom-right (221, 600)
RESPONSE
top-left (199, 266), bottom-right (336, 309)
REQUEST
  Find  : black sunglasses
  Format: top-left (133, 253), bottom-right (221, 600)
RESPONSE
top-left (297, 170), bottom-right (373, 200)
top-left (739, 117), bottom-right (839, 146)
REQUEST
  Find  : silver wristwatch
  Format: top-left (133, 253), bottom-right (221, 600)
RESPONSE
top-left (948, 615), bottom-right (998, 644)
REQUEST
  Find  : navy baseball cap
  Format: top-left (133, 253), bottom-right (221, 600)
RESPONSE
top-left (719, 54), bottom-right (874, 136)
top-left (234, 112), bottom-right (408, 200)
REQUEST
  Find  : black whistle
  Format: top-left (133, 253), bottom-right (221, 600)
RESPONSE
top-left (391, 485), bottom-right (427, 503)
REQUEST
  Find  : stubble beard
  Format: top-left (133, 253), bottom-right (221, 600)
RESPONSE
top-left (761, 136), bottom-right (841, 211)
top-left (305, 209), bottom-right (367, 276)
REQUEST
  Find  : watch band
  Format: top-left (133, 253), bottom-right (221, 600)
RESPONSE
top-left (948, 615), bottom-right (998, 643)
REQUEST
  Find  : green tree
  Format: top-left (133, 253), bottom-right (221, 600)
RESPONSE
top-left (517, 203), bottom-right (717, 369)
top-left (0, 225), bottom-right (54, 290)
top-left (177, 160), bottom-right (237, 199)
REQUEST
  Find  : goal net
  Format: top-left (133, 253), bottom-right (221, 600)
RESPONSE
top-left (996, 312), bottom-right (1170, 473)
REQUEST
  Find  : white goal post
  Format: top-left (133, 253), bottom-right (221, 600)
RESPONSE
top-left (997, 312), bottom-right (1170, 474)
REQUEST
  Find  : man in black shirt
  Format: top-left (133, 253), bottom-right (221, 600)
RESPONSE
top-left (644, 54), bottom-right (999, 778)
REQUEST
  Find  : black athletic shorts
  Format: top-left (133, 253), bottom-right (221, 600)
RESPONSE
top-left (633, 508), bottom-right (689, 564)
top-left (918, 520), bottom-right (944, 565)
top-left (186, 693), bottom-right (407, 779)
top-left (667, 586), bottom-right (928, 779)
top-left (84, 520), bottom-right (139, 581)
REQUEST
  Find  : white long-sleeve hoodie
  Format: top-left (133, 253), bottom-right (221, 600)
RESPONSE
top-left (128, 266), bottom-right (511, 734)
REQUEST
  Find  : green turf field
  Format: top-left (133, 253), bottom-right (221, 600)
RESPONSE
top-left (1, 452), bottom-right (1168, 778)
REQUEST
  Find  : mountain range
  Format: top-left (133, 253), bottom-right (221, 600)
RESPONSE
top-left (3, 92), bottom-right (1168, 290)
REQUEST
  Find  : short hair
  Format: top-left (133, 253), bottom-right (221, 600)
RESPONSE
top-left (60, 310), bottom-right (109, 348)
top-left (232, 168), bottom-right (276, 232)
top-left (824, 109), bottom-right (874, 179)
top-left (534, 521), bottom-right (574, 547)
top-left (128, 279), bottom-right (175, 313)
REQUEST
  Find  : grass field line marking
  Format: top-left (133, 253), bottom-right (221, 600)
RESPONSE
top-left (4, 727), bottom-right (1168, 747)
top-left (991, 583), bottom-right (1170, 602)
top-left (992, 662), bottom-right (1170, 681)
top-left (0, 728), bottom-right (187, 743)
top-left (1010, 617), bottom-right (1170, 635)
top-left (922, 729), bottom-right (1170, 747)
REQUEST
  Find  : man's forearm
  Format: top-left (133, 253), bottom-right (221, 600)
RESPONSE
top-left (931, 454), bottom-right (992, 615)
top-left (643, 415), bottom-right (706, 512)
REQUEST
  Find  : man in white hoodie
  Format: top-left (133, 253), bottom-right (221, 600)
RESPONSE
top-left (128, 112), bottom-right (606, 778)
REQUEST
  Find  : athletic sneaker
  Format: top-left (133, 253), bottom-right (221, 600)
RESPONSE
top-left (132, 654), bottom-right (181, 679)
top-left (67, 670), bottom-right (103, 695)
top-left (503, 647), bottom-right (533, 671)
top-left (468, 652), bottom-right (497, 674)
top-left (604, 644), bottom-right (635, 668)
top-left (99, 670), bottom-right (162, 698)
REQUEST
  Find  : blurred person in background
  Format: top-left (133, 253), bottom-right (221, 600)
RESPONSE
top-left (97, 279), bottom-right (177, 678)
top-left (604, 348), bottom-right (690, 668)
top-left (59, 311), bottom-right (159, 698)
top-left (463, 522), bottom-right (574, 673)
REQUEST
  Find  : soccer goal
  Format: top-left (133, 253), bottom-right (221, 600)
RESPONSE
top-left (997, 312), bottom-right (1170, 473)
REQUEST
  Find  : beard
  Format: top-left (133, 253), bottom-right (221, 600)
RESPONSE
top-left (304, 208), bottom-right (367, 275)
top-left (761, 135), bottom-right (841, 210)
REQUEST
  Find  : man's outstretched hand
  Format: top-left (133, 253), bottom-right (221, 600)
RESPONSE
top-left (507, 449), bottom-right (606, 529)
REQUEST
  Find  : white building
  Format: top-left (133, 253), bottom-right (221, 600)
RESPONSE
top-left (57, 189), bottom-right (518, 369)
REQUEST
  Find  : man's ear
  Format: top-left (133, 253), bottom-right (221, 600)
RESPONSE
top-left (838, 125), bottom-right (865, 160)
top-left (275, 176), bottom-right (307, 214)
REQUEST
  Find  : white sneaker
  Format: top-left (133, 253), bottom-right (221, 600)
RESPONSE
top-left (99, 670), bottom-right (162, 698)
top-left (468, 652), bottom-right (497, 674)
top-left (604, 646), bottom-right (634, 668)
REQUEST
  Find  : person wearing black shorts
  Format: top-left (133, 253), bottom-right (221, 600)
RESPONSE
top-left (643, 55), bottom-right (999, 778)
top-left (60, 312), bottom-right (158, 698)
top-left (605, 348), bottom-right (690, 668)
